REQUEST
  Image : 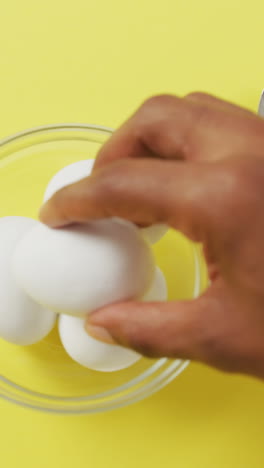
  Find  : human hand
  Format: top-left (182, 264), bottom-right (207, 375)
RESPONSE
top-left (40, 93), bottom-right (264, 378)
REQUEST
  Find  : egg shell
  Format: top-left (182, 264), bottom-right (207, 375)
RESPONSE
top-left (0, 217), bottom-right (56, 345)
top-left (13, 218), bottom-right (155, 317)
top-left (59, 314), bottom-right (140, 372)
top-left (142, 266), bottom-right (167, 302)
top-left (43, 159), bottom-right (95, 202)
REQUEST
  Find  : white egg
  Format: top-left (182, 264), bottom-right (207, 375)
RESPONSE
top-left (0, 217), bottom-right (56, 345)
top-left (43, 159), bottom-right (95, 202)
top-left (142, 266), bottom-right (168, 302)
top-left (141, 223), bottom-right (168, 244)
top-left (59, 314), bottom-right (140, 372)
top-left (13, 218), bottom-right (155, 317)
top-left (58, 265), bottom-right (166, 371)
top-left (58, 265), bottom-right (166, 372)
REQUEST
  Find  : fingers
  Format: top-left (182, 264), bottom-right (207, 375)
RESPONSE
top-left (40, 157), bottom-right (223, 241)
top-left (40, 92), bottom-right (264, 233)
top-left (85, 287), bottom-right (223, 364)
top-left (94, 94), bottom-right (263, 170)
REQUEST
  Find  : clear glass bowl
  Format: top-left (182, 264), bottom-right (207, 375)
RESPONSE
top-left (0, 124), bottom-right (207, 414)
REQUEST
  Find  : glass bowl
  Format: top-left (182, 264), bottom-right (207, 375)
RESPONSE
top-left (0, 124), bottom-right (207, 414)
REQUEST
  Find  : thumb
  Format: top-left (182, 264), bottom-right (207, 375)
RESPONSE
top-left (85, 291), bottom-right (218, 361)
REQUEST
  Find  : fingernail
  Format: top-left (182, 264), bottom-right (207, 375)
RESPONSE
top-left (85, 324), bottom-right (116, 345)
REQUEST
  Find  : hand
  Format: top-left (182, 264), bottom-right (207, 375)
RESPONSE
top-left (40, 93), bottom-right (264, 379)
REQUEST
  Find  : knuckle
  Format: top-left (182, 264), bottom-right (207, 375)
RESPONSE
top-left (195, 322), bottom-right (233, 367)
top-left (92, 166), bottom-right (122, 201)
top-left (185, 91), bottom-right (209, 101)
top-left (200, 332), bottom-right (225, 359)
top-left (140, 94), bottom-right (176, 114)
top-left (221, 158), bottom-right (264, 213)
top-left (190, 103), bottom-right (213, 128)
top-left (135, 95), bottom-right (183, 154)
top-left (91, 160), bottom-right (138, 213)
top-left (129, 329), bottom-right (161, 358)
top-left (200, 332), bottom-right (248, 374)
top-left (137, 95), bottom-right (180, 129)
top-left (192, 299), bottom-right (254, 373)
top-left (201, 158), bottom-right (264, 232)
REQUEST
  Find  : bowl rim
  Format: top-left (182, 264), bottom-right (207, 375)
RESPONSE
top-left (0, 123), bottom-right (114, 146)
top-left (0, 123), bottom-right (202, 414)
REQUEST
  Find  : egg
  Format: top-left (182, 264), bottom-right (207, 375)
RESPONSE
top-left (0, 217), bottom-right (56, 345)
top-left (142, 266), bottom-right (168, 302)
top-left (141, 223), bottom-right (168, 244)
top-left (59, 314), bottom-right (141, 372)
top-left (59, 265), bottom-right (166, 372)
top-left (43, 159), bottom-right (95, 202)
top-left (13, 218), bottom-right (155, 317)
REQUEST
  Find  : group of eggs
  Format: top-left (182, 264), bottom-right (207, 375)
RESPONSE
top-left (0, 159), bottom-right (168, 372)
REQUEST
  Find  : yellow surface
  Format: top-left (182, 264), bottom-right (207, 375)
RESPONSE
top-left (0, 0), bottom-right (264, 467)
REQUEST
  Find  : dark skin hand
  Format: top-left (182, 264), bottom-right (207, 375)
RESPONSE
top-left (40, 93), bottom-right (264, 379)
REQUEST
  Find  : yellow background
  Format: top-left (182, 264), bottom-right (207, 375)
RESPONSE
top-left (0, 1), bottom-right (264, 467)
